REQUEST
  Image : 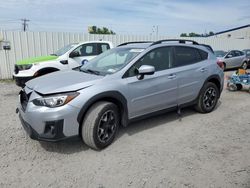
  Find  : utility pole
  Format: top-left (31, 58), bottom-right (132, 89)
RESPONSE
top-left (152, 25), bottom-right (159, 38)
top-left (21, 18), bottom-right (30, 32)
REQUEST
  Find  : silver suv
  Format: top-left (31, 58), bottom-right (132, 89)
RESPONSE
top-left (17, 39), bottom-right (224, 150)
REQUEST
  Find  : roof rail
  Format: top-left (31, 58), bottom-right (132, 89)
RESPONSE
top-left (117, 41), bottom-right (153, 47)
top-left (150, 39), bottom-right (199, 46)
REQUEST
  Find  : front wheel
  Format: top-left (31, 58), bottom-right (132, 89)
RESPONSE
top-left (195, 82), bottom-right (219, 113)
top-left (81, 102), bottom-right (119, 150)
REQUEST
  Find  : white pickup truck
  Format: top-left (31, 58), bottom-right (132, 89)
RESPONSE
top-left (13, 41), bottom-right (114, 87)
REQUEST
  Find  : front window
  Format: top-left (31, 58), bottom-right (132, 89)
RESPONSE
top-left (54, 43), bottom-right (77, 56)
top-left (80, 48), bottom-right (144, 75)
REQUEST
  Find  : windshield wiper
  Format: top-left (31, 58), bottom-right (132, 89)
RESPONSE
top-left (81, 68), bottom-right (100, 75)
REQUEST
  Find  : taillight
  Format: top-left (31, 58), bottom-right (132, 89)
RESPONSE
top-left (217, 60), bottom-right (224, 70)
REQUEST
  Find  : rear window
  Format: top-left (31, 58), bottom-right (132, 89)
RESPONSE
top-left (174, 46), bottom-right (202, 67)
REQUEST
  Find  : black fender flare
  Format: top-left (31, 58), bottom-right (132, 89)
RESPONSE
top-left (77, 91), bottom-right (129, 128)
top-left (35, 67), bottom-right (59, 76)
top-left (204, 74), bottom-right (222, 91)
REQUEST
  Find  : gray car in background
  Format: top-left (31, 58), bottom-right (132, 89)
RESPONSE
top-left (17, 39), bottom-right (224, 150)
top-left (215, 50), bottom-right (248, 70)
top-left (243, 49), bottom-right (250, 67)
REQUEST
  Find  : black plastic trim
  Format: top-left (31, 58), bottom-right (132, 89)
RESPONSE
top-left (77, 91), bottom-right (128, 127)
top-left (118, 41), bottom-right (153, 47)
top-left (19, 114), bottom-right (69, 142)
top-left (14, 76), bottom-right (33, 87)
top-left (150, 39), bottom-right (199, 46)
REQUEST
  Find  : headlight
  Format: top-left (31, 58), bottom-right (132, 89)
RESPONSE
top-left (17, 64), bottom-right (33, 70)
top-left (32, 92), bottom-right (79, 108)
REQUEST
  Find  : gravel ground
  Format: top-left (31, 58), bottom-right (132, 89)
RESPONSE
top-left (0, 71), bottom-right (250, 188)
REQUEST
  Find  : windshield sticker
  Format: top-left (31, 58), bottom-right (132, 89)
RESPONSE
top-left (107, 69), bottom-right (116, 73)
top-left (129, 49), bottom-right (144, 53)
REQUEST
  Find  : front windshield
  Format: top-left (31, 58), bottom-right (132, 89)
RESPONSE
top-left (80, 47), bottom-right (144, 76)
top-left (53, 43), bottom-right (77, 56)
top-left (214, 50), bottom-right (227, 57)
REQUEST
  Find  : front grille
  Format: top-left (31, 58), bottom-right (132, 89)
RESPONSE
top-left (20, 90), bottom-right (31, 111)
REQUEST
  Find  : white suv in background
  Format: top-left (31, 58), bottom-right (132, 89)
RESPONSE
top-left (13, 41), bottom-right (114, 87)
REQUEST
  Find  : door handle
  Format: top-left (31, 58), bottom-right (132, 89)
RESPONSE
top-left (168, 74), bottom-right (176, 79)
top-left (200, 68), bottom-right (207, 73)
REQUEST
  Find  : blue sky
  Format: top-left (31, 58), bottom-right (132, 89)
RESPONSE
top-left (0, 0), bottom-right (249, 36)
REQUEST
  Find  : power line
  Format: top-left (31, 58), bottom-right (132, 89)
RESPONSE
top-left (21, 18), bottom-right (30, 31)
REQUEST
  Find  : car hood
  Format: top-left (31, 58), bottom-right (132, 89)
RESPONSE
top-left (26, 70), bottom-right (103, 94)
top-left (16, 55), bottom-right (58, 65)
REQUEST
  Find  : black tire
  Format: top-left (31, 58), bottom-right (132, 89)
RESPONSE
top-left (242, 62), bottom-right (248, 70)
top-left (195, 82), bottom-right (219, 113)
top-left (81, 101), bottom-right (119, 150)
top-left (236, 84), bottom-right (243, 90)
top-left (228, 83), bottom-right (237, 91)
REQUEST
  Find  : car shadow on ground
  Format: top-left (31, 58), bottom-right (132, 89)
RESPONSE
top-left (39, 137), bottom-right (89, 153)
top-left (117, 107), bottom-right (200, 140)
top-left (39, 106), bottom-right (204, 154)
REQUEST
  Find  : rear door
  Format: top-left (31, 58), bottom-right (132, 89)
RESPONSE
top-left (224, 51), bottom-right (237, 68)
top-left (173, 46), bottom-right (209, 105)
top-left (234, 51), bottom-right (243, 67)
top-left (124, 47), bottom-right (178, 118)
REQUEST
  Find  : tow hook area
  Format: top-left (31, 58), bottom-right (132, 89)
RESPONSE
top-left (16, 108), bottom-right (19, 114)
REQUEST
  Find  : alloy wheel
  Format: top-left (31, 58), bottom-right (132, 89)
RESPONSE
top-left (97, 110), bottom-right (117, 143)
top-left (203, 87), bottom-right (217, 110)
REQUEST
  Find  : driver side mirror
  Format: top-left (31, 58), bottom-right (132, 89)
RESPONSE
top-left (136, 65), bottom-right (155, 80)
top-left (69, 51), bottom-right (80, 58)
top-left (226, 54), bottom-right (233, 58)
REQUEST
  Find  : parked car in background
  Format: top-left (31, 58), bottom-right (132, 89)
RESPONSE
top-left (13, 41), bottom-right (114, 87)
top-left (17, 39), bottom-right (224, 150)
top-left (215, 50), bottom-right (248, 70)
top-left (243, 49), bottom-right (250, 67)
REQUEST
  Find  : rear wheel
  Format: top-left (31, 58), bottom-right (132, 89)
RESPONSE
top-left (81, 102), bottom-right (119, 150)
top-left (242, 62), bottom-right (248, 70)
top-left (195, 82), bottom-right (219, 113)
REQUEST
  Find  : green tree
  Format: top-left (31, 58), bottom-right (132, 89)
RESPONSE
top-left (180, 33), bottom-right (188, 37)
top-left (88, 26), bottom-right (115, 35)
top-left (208, 31), bottom-right (214, 36)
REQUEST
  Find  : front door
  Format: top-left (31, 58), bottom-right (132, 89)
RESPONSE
top-left (124, 47), bottom-right (178, 118)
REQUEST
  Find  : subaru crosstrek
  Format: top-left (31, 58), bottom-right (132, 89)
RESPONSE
top-left (17, 39), bottom-right (224, 150)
